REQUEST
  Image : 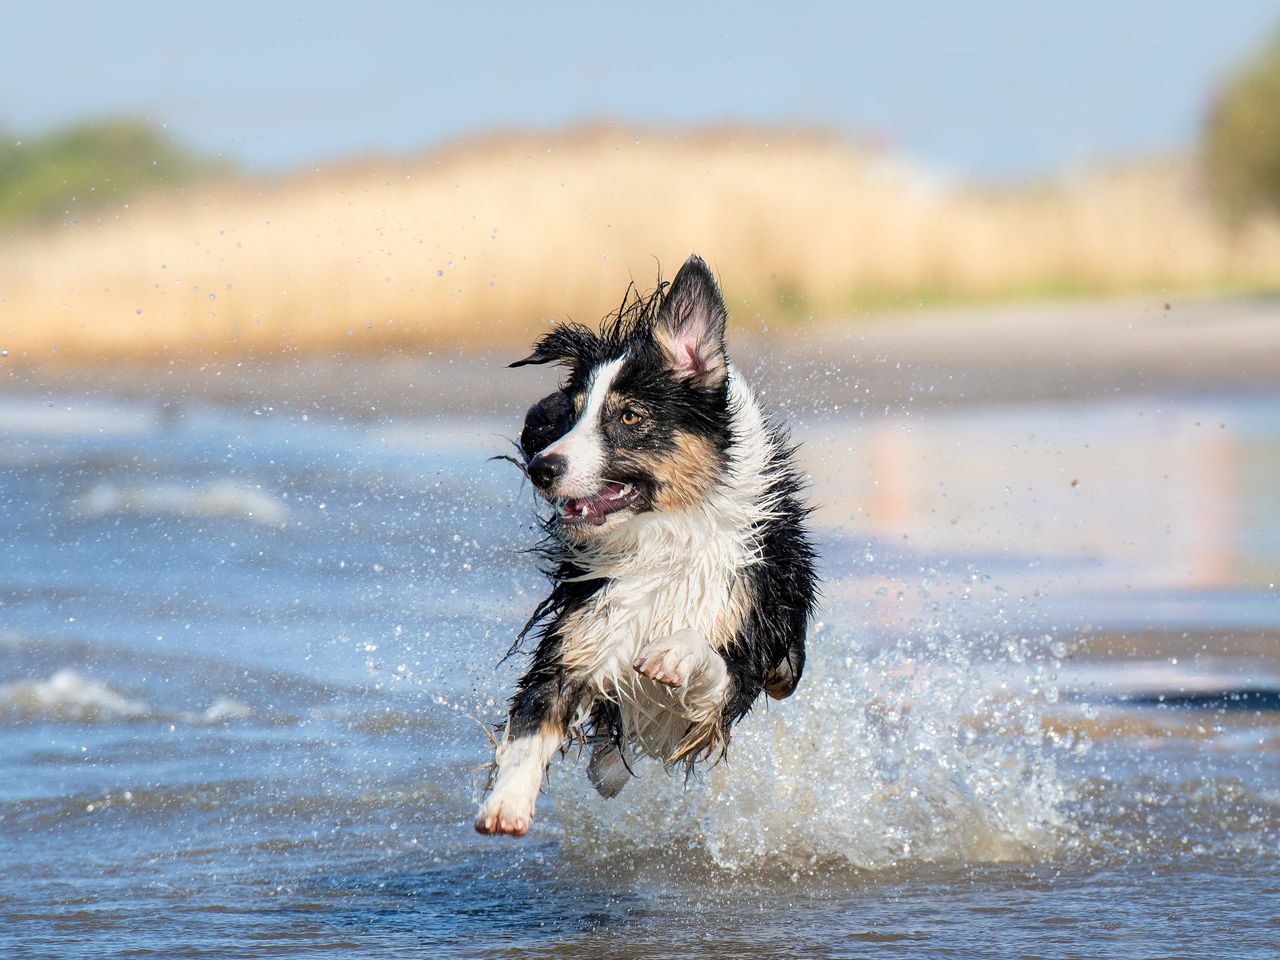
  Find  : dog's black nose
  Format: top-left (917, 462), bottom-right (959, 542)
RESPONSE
top-left (528, 453), bottom-right (567, 490)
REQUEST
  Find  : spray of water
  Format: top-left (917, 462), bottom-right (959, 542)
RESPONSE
top-left (550, 624), bottom-right (1067, 873)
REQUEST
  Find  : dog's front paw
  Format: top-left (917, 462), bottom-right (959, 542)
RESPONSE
top-left (632, 647), bottom-right (685, 687)
top-left (474, 794), bottom-right (534, 837)
top-left (633, 632), bottom-right (700, 688)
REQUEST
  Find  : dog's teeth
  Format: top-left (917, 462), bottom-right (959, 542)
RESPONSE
top-left (619, 484), bottom-right (633, 497)
top-left (579, 504), bottom-right (589, 517)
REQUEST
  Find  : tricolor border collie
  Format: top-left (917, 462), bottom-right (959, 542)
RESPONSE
top-left (476, 254), bottom-right (817, 836)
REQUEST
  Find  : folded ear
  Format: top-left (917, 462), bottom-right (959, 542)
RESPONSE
top-left (508, 351), bottom-right (553, 368)
top-left (509, 325), bottom-right (596, 368)
top-left (509, 332), bottom-right (560, 367)
top-left (655, 254), bottom-right (727, 388)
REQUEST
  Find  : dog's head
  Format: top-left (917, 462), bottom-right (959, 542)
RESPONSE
top-left (512, 254), bottom-right (732, 539)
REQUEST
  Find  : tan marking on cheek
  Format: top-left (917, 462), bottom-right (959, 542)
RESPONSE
top-left (711, 576), bottom-right (753, 653)
top-left (648, 431), bottom-right (721, 511)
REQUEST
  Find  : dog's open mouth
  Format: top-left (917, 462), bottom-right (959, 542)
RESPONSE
top-left (558, 482), bottom-right (638, 526)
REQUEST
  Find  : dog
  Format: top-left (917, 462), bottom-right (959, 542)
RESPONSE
top-left (475, 254), bottom-right (817, 836)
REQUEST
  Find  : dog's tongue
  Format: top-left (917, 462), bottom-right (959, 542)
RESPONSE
top-left (566, 499), bottom-right (609, 526)
top-left (562, 482), bottom-right (630, 526)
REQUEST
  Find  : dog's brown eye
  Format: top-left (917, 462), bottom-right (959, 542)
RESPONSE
top-left (620, 410), bottom-right (642, 427)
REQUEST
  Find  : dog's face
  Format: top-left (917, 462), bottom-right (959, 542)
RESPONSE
top-left (514, 255), bottom-right (732, 539)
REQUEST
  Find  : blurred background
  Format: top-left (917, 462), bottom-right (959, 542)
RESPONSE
top-left (3, 4), bottom-right (1280, 957)
top-left (3, 1), bottom-right (1280, 357)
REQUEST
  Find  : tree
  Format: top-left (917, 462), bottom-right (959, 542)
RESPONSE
top-left (1203, 31), bottom-right (1280, 218)
top-left (0, 119), bottom-right (222, 229)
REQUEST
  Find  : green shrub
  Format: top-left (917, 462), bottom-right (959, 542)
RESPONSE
top-left (0, 119), bottom-right (223, 228)
top-left (1203, 31), bottom-right (1280, 218)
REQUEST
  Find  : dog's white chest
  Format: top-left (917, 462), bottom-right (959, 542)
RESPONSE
top-left (577, 565), bottom-right (727, 661)
top-left (562, 515), bottom-right (744, 759)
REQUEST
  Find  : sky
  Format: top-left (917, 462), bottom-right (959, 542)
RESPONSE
top-left (3, 1), bottom-right (1278, 181)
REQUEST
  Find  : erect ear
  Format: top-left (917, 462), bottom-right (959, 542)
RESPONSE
top-left (655, 254), bottom-right (728, 388)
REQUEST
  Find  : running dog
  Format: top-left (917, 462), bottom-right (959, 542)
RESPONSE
top-left (476, 254), bottom-right (817, 836)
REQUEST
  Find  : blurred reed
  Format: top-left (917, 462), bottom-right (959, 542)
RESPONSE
top-left (3, 126), bottom-right (1278, 361)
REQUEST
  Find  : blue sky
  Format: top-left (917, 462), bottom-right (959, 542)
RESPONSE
top-left (3, 1), bottom-right (1277, 180)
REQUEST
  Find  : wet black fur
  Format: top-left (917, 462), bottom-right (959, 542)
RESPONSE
top-left (728, 440), bottom-right (815, 718)
top-left (499, 255), bottom-right (818, 779)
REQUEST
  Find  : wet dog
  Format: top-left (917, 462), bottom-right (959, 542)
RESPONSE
top-left (476, 254), bottom-right (817, 836)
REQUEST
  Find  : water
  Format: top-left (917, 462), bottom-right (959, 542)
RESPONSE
top-left (1, 376), bottom-right (1278, 959)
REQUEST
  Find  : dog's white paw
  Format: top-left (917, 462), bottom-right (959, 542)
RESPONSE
top-left (474, 793), bottom-right (534, 836)
top-left (632, 648), bottom-right (686, 687)
top-left (475, 729), bottom-right (562, 838)
top-left (632, 629), bottom-right (703, 688)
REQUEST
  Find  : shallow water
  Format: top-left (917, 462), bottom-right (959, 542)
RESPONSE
top-left (1, 377), bottom-right (1278, 959)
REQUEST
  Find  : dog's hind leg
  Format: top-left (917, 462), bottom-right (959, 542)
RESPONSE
top-left (585, 700), bottom-right (630, 798)
top-left (587, 742), bottom-right (630, 798)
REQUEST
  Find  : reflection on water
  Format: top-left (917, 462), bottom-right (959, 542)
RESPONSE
top-left (801, 394), bottom-right (1280, 633)
top-left (0, 382), bottom-right (1277, 958)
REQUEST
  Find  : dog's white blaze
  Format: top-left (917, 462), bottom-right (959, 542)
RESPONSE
top-left (479, 726), bottom-right (562, 828)
top-left (561, 367), bottom-right (783, 760)
top-left (539, 354), bottom-right (626, 497)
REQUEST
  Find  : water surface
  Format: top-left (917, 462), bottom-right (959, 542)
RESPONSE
top-left (1, 377), bottom-right (1277, 958)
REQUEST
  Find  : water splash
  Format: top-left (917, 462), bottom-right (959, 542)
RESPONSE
top-left (551, 628), bottom-right (1066, 873)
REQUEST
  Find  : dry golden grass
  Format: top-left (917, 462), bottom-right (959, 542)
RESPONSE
top-left (2, 125), bottom-right (1278, 361)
